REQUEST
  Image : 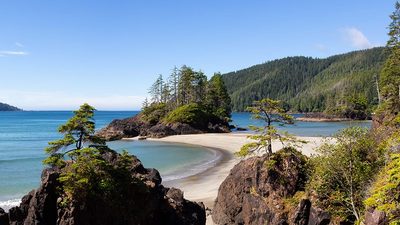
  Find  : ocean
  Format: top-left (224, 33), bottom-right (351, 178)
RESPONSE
top-left (0, 111), bottom-right (371, 210)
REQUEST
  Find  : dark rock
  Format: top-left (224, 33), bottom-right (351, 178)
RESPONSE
top-left (364, 208), bottom-right (387, 225)
top-left (292, 199), bottom-right (311, 225)
top-left (148, 123), bottom-right (177, 138)
top-left (96, 113), bottom-right (230, 141)
top-left (6, 150), bottom-right (206, 225)
top-left (0, 208), bottom-right (9, 225)
top-left (236, 127), bottom-right (247, 131)
top-left (212, 148), bottom-right (330, 225)
top-left (308, 206), bottom-right (331, 225)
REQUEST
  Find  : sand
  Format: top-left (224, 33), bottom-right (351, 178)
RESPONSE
top-left (126, 133), bottom-right (327, 224)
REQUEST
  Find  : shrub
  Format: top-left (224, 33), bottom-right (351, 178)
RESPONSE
top-left (163, 103), bottom-right (214, 128)
top-left (141, 103), bottom-right (168, 125)
top-left (308, 127), bottom-right (384, 222)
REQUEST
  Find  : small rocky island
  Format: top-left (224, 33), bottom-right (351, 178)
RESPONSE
top-left (98, 69), bottom-right (232, 141)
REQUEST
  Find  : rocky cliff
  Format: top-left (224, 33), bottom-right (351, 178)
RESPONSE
top-left (212, 148), bottom-right (330, 225)
top-left (0, 150), bottom-right (206, 225)
top-left (96, 114), bottom-right (230, 141)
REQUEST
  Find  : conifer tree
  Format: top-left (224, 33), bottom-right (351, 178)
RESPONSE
top-left (379, 1), bottom-right (400, 116)
top-left (236, 98), bottom-right (301, 156)
top-left (43, 103), bottom-right (105, 166)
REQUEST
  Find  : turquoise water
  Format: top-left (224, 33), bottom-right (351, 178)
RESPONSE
top-left (0, 111), bottom-right (218, 209)
top-left (0, 111), bottom-right (371, 210)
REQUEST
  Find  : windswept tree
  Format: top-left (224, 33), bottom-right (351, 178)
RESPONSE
top-left (43, 103), bottom-right (105, 166)
top-left (236, 98), bottom-right (302, 156)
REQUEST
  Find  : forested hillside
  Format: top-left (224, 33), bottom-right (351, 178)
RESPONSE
top-left (0, 102), bottom-right (21, 111)
top-left (222, 47), bottom-right (387, 113)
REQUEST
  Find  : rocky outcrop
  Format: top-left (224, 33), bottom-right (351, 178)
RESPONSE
top-left (212, 148), bottom-right (330, 225)
top-left (364, 208), bottom-right (387, 225)
top-left (97, 114), bottom-right (230, 141)
top-left (2, 151), bottom-right (206, 225)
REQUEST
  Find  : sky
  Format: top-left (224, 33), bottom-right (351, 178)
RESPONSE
top-left (0, 0), bottom-right (397, 110)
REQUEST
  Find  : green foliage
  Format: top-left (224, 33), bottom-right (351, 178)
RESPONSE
top-left (365, 153), bottom-right (400, 224)
top-left (143, 66), bottom-right (232, 127)
top-left (205, 73), bottom-right (232, 120)
top-left (222, 47), bottom-right (387, 112)
top-left (236, 98), bottom-right (304, 156)
top-left (324, 94), bottom-right (370, 119)
top-left (43, 103), bottom-right (105, 166)
top-left (141, 102), bottom-right (168, 125)
top-left (308, 127), bottom-right (384, 222)
top-left (377, 2), bottom-right (400, 124)
top-left (163, 103), bottom-right (213, 128)
top-left (58, 147), bottom-right (142, 204)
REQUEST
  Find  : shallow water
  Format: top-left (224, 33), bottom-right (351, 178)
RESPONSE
top-left (0, 111), bottom-right (371, 210)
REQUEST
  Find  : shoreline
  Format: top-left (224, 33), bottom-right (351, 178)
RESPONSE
top-left (125, 133), bottom-right (326, 209)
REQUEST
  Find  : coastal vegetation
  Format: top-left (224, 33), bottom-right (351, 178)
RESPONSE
top-left (144, 66), bottom-right (231, 126)
top-left (28, 103), bottom-right (206, 225)
top-left (0, 102), bottom-right (21, 111)
top-left (235, 98), bottom-right (304, 156)
top-left (225, 3), bottom-right (400, 224)
top-left (96, 66), bottom-right (232, 141)
top-left (222, 47), bottom-right (387, 119)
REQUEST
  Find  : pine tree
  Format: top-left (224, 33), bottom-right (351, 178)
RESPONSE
top-left (149, 74), bottom-right (164, 103)
top-left (178, 65), bottom-right (195, 105)
top-left (43, 103), bottom-right (105, 166)
top-left (206, 73), bottom-right (232, 119)
top-left (168, 66), bottom-right (180, 106)
top-left (379, 1), bottom-right (400, 121)
top-left (235, 98), bottom-right (302, 156)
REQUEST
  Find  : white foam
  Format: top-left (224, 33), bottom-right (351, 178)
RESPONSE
top-left (0, 199), bottom-right (21, 212)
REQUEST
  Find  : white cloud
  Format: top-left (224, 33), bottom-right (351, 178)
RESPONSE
top-left (342, 27), bottom-right (373, 49)
top-left (0, 51), bottom-right (29, 57)
top-left (0, 90), bottom-right (145, 110)
top-left (15, 42), bottom-right (24, 47)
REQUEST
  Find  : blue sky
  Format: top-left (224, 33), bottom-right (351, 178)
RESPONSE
top-left (0, 0), bottom-right (396, 110)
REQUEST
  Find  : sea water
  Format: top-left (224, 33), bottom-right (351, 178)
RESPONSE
top-left (0, 111), bottom-right (371, 210)
top-left (0, 111), bottom-right (218, 210)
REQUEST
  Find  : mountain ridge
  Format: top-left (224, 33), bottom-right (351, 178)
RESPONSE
top-left (222, 47), bottom-right (387, 112)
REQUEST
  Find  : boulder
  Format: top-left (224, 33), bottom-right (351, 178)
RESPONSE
top-left (3, 150), bottom-right (206, 225)
top-left (0, 208), bottom-right (9, 225)
top-left (212, 148), bottom-right (330, 225)
top-left (364, 208), bottom-right (387, 225)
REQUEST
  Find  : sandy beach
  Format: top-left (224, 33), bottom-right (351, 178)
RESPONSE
top-left (128, 133), bottom-right (327, 215)
top-left (127, 133), bottom-right (327, 224)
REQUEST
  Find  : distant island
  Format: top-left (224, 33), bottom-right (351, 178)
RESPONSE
top-left (0, 102), bottom-right (22, 111)
top-left (222, 47), bottom-right (386, 120)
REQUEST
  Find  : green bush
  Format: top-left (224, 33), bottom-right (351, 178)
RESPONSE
top-left (365, 153), bottom-right (400, 224)
top-left (308, 127), bottom-right (384, 222)
top-left (141, 103), bottom-right (168, 125)
top-left (163, 103), bottom-right (214, 128)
